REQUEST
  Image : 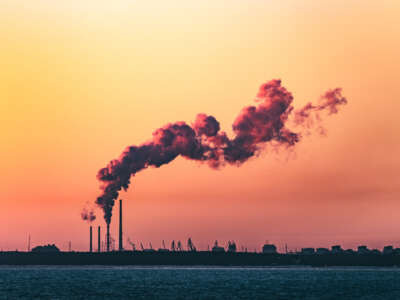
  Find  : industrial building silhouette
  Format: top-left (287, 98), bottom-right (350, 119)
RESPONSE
top-left (4, 199), bottom-right (400, 266)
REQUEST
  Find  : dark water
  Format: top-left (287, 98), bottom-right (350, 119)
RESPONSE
top-left (0, 266), bottom-right (399, 299)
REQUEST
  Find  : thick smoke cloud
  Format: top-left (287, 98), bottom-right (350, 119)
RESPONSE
top-left (94, 80), bottom-right (347, 224)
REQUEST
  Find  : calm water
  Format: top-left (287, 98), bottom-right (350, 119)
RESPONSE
top-left (0, 266), bottom-right (399, 299)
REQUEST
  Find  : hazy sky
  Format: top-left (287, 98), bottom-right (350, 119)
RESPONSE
top-left (1, 0), bottom-right (399, 252)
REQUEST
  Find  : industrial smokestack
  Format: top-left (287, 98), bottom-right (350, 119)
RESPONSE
top-left (98, 226), bottom-right (101, 252)
top-left (106, 223), bottom-right (110, 252)
top-left (89, 226), bottom-right (93, 253)
top-left (119, 199), bottom-right (123, 251)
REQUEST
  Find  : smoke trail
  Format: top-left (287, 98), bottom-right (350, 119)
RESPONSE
top-left (293, 88), bottom-right (347, 134)
top-left (95, 80), bottom-right (347, 224)
top-left (81, 208), bottom-right (96, 223)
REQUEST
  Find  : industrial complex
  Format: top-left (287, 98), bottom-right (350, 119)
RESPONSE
top-left (2, 199), bottom-right (400, 266)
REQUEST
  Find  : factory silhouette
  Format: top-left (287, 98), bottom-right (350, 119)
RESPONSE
top-left (81, 200), bottom-right (400, 256)
top-left (3, 199), bottom-right (400, 267)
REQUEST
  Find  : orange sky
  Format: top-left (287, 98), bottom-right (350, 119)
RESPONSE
top-left (1, 0), bottom-right (399, 252)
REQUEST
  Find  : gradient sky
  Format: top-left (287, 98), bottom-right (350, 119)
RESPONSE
top-left (1, 0), bottom-right (399, 252)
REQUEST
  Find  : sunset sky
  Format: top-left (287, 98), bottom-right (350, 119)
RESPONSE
top-left (1, 0), bottom-right (399, 252)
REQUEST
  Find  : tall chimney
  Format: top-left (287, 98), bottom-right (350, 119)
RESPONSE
top-left (89, 226), bottom-right (93, 252)
top-left (119, 199), bottom-right (123, 251)
top-left (106, 223), bottom-right (110, 252)
top-left (98, 226), bottom-right (101, 252)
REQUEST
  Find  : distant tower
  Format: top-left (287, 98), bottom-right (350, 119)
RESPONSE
top-left (119, 199), bottom-right (123, 251)
top-left (171, 240), bottom-right (176, 251)
top-left (106, 223), bottom-right (110, 252)
top-left (98, 226), bottom-right (101, 252)
top-left (187, 238), bottom-right (196, 252)
top-left (89, 226), bottom-right (93, 252)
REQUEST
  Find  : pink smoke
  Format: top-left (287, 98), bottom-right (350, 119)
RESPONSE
top-left (81, 208), bottom-right (96, 223)
top-left (293, 88), bottom-right (347, 131)
top-left (95, 80), bottom-right (347, 224)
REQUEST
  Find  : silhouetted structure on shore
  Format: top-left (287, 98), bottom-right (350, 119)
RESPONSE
top-left (106, 223), bottom-right (110, 252)
top-left (97, 226), bottom-right (101, 253)
top-left (2, 249), bottom-right (400, 266)
top-left (89, 226), bottom-right (93, 253)
top-left (4, 239), bottom-right (400, 265)
top-left (262, 244), bottom-right (277, 254)
top-left (212, 241), bottom-right (225, 253)
top-left (31, 244), bottom-right (60, 253)
top-left (119, 199), bottom-right (123, 251)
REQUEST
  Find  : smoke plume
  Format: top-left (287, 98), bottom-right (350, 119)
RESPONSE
top-left (293, 88), bottom-right (347, 134)
top-left (81, 208), bottom-right (96, 223)
top-left (95, 80), bottom-right (347, 224)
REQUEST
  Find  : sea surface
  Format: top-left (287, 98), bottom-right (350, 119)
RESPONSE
top-left (0, 266), bottom-right (399, 299)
